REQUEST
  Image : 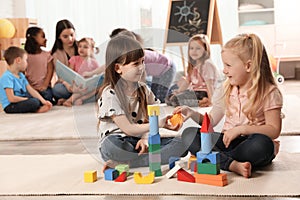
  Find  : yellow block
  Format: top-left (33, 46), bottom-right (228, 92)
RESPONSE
top-left (84, 170), bottom-right (97, 183)
top-left (134, 171), bottom-right (155, 184)
top-left (147, 105), bottom-right (160, 116)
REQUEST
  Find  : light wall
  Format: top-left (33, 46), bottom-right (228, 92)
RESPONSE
top-left (0, 0), bottom-right (238, 70)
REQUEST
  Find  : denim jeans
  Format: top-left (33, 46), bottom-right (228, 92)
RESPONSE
top-left (39, 87), bottom-right (55, 104)
top-left (99, 134), bottom-right (188, 168)
top-left (52, 83), bottom-right (72, 100)
top-left (151, 64), bottom-right (177, 103)
top-left (4, 97), bottom-right (41, 113)
top-left (181, 127), bottom-right (275, 171)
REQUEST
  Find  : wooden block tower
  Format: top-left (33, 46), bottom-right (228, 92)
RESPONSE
top-left (147, 105), bottom-right (162, 177)
top-left (194, 113), bottom-right (228, 186)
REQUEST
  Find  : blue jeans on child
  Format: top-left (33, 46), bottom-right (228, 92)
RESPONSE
top-left (99, 134), bottom-right (188, 168)
top-left (4, 97), bottom-right (41, 113)
top-left (181, 127), bottom-right (275, 171)
top-left (52, 83), bottom-right (72, 100)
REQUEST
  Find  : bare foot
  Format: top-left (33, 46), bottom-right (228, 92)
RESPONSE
top-left (57, 98), bottom-right (66, 106)
top-left (63, 100), bottom-right (72, 107)
top-left (273, 140), bottom-right (280, 156)
top-left (36, 104), bottom-right (51, 113)
top-left (229, 160), bottom-right (252, 178)
top-left (101, 160), bottom-right (127, 173)
top-left (74, 99), bottom-right (83, 106)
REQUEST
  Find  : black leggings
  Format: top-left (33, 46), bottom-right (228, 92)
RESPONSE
top-left (181, 127), bottom-right (275, 171)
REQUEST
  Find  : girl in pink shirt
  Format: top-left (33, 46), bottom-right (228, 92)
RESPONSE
top-left (174, 33), bottom-right (283, 178)
top-left (62, 37), bottom-right (102, 106)
top-left (166, 34), bottom-right (220, 107)
top-left (24, 27), bottom-right (55, 104)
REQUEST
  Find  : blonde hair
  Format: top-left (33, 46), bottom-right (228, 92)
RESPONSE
top-left (222, 33), bottom-right (276, 123)
top-left (187, 34), bottom-right (211, 75)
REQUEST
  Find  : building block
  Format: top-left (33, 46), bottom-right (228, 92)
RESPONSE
top-left (104, 168), bottom-right (119, 181)
top-left (148, 133), bottom-right (160, 145)
top-left (169, 113), bottom-right (184, 127)
top-left (114, 171), bottom-right (127, 182)
top-left (149, 152), bottom-right (161, 163)
top-left (84, 170), bottom-right (97, 183)
top-left (195, 174), bottom-right (228, 187)
top-left (201, 133), bottom-right (212, 154)
top-left (149, 144), bottom-right (160, 153)
top-left (147, 105), bottom-right (160, 116)
top-left (194, 173), bottom-right (227, 181)
top-left (177, 169), bottom-right (195, 183)
top-left (200, 113), bottom-right (214, 133)
top-left (187, 156), bottom-right (197, 169)
top-left (169, 156), bottom-right (180, 169)
top-left (165, 160), bottom-right (185, 178)
top-left (190, 160), bottom-right (197, 172)
top-left (197, 163), bottom-right (220, 175)
top-left (196, 151), bottom-right (220, 165)
top-left (115, 164), bottom-right (129, 176)
top-left (149, 116), bottom-right (159, 135)
top-left (134, 171), bottom-right (155, 184)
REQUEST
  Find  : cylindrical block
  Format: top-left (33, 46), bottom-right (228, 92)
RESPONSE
top-left (149, 115), bottom-right (159, 135)
top-left (201, 132), bottom-right (212, 154)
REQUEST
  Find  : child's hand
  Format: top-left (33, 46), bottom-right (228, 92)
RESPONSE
top-left (199, 97), bottom-right (211, 107)
top-left (223, 127), bottom-right (242, 148)
top-left (135, 138), bottom-right (148, 155)
top-left (173, 106), bottom-right (194, 122)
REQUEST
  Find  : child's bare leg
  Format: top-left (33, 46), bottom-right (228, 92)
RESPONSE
top-left (36, 104), bottom-right (51, 113)
top-left (229, 160), bottom-right (252, 178)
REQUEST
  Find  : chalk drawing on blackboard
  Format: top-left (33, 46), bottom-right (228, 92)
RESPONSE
top-left (174, 0), bottom-right (196, 23)
top-left (168, 0), bottom-right (208, 43)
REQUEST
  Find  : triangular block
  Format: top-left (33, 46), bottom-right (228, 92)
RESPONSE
top-left (200, 113), bottom-right (214, 133)
top-left (177, 169), bottom-right (195, 183)
top-left (114, 171), bottom-right (127, 182)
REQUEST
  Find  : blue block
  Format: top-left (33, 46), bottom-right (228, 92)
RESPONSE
top-left (168, 156), bottom-right (180, 169)
top-left (149, 116), bottom-right (159, 135)
top-left (196, 151), bottom-right (220, 164)
top-left (148, 133), bottom-right (160, 145)
top-left (201, 132), bottom-right (212, 154)
top-left (104, 169), bottom-right (119, 181)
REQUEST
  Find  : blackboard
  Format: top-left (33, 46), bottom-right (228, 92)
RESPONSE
top-left (166, 0), bottom-right (211, 44)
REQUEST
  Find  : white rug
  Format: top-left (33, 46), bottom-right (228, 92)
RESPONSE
top-left (0, 94), bottom-right (299, 141)
top-left (0, 152), bottom-right (299, 196)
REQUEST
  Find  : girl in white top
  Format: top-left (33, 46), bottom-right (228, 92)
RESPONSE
top-left (173, 33), bottom-right (283, 178)
top-left (97, 35), bottom-right (187, 168)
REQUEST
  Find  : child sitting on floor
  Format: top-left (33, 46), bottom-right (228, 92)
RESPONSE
top-left (0, 46), bottom-right (52, 113)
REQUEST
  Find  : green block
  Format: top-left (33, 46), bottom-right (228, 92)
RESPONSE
top-left (149, 162), bottom-right (161, 171)
top-left (149, 144), bottom-right (161, 153)
top-left (115, 164), bottom-right (129, 176)
top-left (153, 169), bottom-right (162, 177)
top-left (197, 163), bottom-right (220, 175)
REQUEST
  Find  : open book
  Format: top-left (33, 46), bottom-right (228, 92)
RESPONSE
top-left (56, 60), bottom-right (103, 92)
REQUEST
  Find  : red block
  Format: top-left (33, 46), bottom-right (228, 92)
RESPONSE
top-left (200, 113), bottom-right (214, 133)
top-left (114, 171), bottom-right (127, 182)
top-left (177, 169), bottom-right (195, 183)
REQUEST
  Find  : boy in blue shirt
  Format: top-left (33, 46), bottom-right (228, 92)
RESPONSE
top-left (0, 46), bottom-right (52, 113)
